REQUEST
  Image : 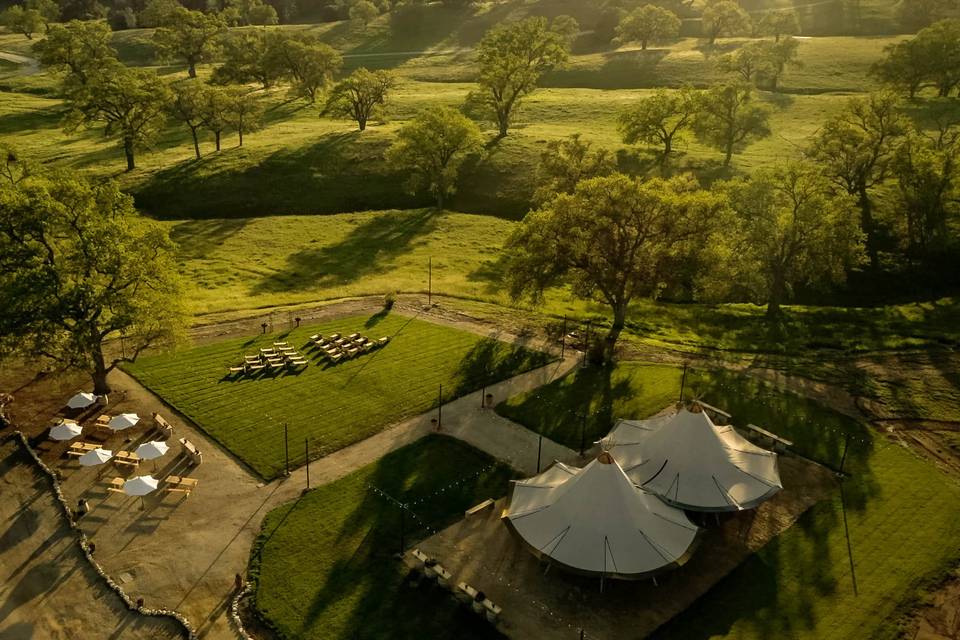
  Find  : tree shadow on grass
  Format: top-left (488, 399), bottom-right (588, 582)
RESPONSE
top-left (446, 337), bottom-right (553, 401)
top-left (252, 208), bottom-right (439, 294)
top-left (0, 103), bottom-right (64, 135)
top-left (545, 49), bottom-right (670, 90)
top-left (294, 436), bottom-right (512, 639)
top-left (168, 218), bottom-right (249, 258)
top-left (133, 130), bottom-right (427, 219)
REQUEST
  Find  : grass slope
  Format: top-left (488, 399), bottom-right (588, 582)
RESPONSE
top-left (498, 361), bottom-right (960, 640)
top-left (124, 313), bottom-right (551, 479)
top-left (252, 435), bottom-right (513, 640)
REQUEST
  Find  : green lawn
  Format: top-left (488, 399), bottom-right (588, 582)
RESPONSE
top-left (497, 361), bottom-right (960, 640)
top-left (124, 313), bottom-right (551, 479)
top-left (251, 434), bottom-right (513, 640)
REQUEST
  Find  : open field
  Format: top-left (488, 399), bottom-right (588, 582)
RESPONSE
top-left (497, 361), bottom-right (960, 640)
top-left (124, 313), bottom-right (552, 479)
top-left (251, 434), bottom-right (513, 640)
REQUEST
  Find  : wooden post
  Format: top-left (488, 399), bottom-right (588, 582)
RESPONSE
top-left (560, 315), bottom-right (567, 359)
top-left (305, 438), bottom-right (310, 489)
top-left (579, 412), bottom-right (588, 457)
top-left (437, 384), bottom-right (442, 429)
top-left (283, 423), bottom-right (289, 476)
top-left (536, 434), bottom-right (542, 473)
top-left (428, 257), bottom-right (432, 307)
top-left (399, 503), bottom-right (406, 552)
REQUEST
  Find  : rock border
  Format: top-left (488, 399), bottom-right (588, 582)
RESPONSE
top-left (7, 430), bottom-right (200, 640)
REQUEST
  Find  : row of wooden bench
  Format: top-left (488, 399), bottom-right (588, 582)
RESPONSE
top-left (310, 333), bottom-right (390, 364)
top-left (105, 474), bottom-right (200, 497)
top-left (409, 548), bottom-right (502, 623)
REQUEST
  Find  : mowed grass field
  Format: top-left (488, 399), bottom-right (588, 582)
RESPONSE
top-left (498, 362), bottom-right (960, 640)
top-left (252, 435), bottom-right (513, 640)
top-left (124, 313), bottom-right (552, 479)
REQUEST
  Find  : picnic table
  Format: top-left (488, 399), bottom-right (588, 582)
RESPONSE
top-left (164, 475), bottom-right (199, 496)
top-left (67, 442), bottom-right (99, 457)
top-left (113, 451), bottom-right (140, 468)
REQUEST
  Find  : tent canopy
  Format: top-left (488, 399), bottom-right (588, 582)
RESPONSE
top-left (603, 407), bottom-right (782, 512)
top-left (503, 453), bottom-right (699, 579)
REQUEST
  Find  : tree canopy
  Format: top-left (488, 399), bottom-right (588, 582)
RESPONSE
top-left (871, 19), bottom-right (960, 98)
top-left (699, 163), bottom-right (865, 317)
top-left (323, 67), bottom-right (394, 131)
top-left (808, 92), bottom-right (908, 268)
top-left (618, 86), bottom-right (701, 162)
top-left (386, 106), bottom-right (484, 209)
top-left (615, 4), bottom-right (681, 50)
top-left (702, 0), bottom-right (752, 45)
top-left (32, 20), bottom-right (119, 87)
top-left (758, 9), bottom-right (800, 42)
top-left (503, 173), bottom-right (726, 359)
top-left (64, 65), bottom-right (171, 171)
top-left (693, 83), bottom-right (771, 166)
top-left (152, 6), bottom-right (227, 78)
top-left (0, 168), bottom-right (184, 395)
top-left (469, 17), bottom-right (571, 138)
top-left (533, 134), bottom-right (615, 204)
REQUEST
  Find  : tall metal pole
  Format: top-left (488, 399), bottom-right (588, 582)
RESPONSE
top-left (437, 384), bottom-right (442, 428)
top-left (399, 504), bottom-right (406, 552)
top-left (428, 257), bottom-right (432, 307)
top-left (679, 363), bottom-right (688, 404)
top-left (536, 434), bottom-right (543, 473)
top-left (579, 412), bottom-right (588, 457)
top-left (839, 433), bottom-right (851, 474)
top-left (283, 423), bottom-right (289, 476)
top-left (305, 438), bottom-right (310, 489)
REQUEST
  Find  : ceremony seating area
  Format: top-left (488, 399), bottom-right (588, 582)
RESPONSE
top-left (309, 332), bottom-right (390, 365)
top-left (228, 341), bottom-right (309, 376)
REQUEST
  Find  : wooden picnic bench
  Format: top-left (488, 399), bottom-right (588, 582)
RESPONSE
top-left (105, 477), bottom-right (125, 495)
top-left (164, 475), bottom-right (199, 496)
top-left (179, 438), bottom-right (203, 465)
top-left (153, 413), bottom-right (174, 439)
top-left (746, 423), bottom-right (793, 452)
top-left (466, 498), bottom-right (495, 517)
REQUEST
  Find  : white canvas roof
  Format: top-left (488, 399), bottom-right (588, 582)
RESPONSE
top-left (603, 408), bottom-right (782, 512)
top-left (503, 453), bottom-right (699, 579)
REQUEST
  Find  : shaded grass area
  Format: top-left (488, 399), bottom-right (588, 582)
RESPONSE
top-left (124, 313), bottom-right (551, 479)
top-left (498, 361), bottom-right (960, 640)
top-left (496, 362), bottom-right (871, 471)
top-left (251, 435), bottom-right (513, 640)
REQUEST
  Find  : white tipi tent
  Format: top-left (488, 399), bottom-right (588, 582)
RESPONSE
top-left (603, 406), bottom-right (782, 512)
top-left (502, 452), bottom-right (699, 580)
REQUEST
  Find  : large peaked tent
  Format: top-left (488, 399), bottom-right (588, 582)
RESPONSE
top-left (603, 407), bottom-right (782, 512)
top-left (502, 453), bottom-right (699, 580)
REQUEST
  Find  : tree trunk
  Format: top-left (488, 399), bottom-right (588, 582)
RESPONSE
top-left (124, 137), bottom-right (136, 171)
top-left (188, 61), bottom-right (197, 78)
top-left (724, 139), bottom-right (734, 166)
top-left (603, 304), bottom-right (627, 362)
top-left (662, 136), bottom-right (672, 163)
top-left (358, 115), bottom-right (367, 131)
top-left (641, 39), bottom-right (648, 50)
top-left (497, 108), bottom-right (509, 138)
top-left (857, 185), bottom-right (878, 270)
top-left (238, 125), bottom-right (244, 146)
top-left (91, 347), bottom-right (111, 395)
top-left (766, 273), bottom-right (785, 318)
top-left (191, 128), bottom-right (201, 159)
top-left (215, 131), bottom-right (221, 151)
top-left (436, 188), bottom-right (444, 211)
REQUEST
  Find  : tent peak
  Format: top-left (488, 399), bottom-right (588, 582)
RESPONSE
top-left (597, 451), bottom-right (614, 464)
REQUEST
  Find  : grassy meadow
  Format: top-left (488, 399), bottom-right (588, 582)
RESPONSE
top-left (124, 313), bottom-right (551, 479)
top-left (252, 435), bottom-right (513, 640)
top-left (498, 361), bottom-right (960, 640)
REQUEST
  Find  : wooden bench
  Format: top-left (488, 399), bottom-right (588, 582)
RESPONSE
top-left (435, 565), bottom-right (452, 588)
top-left (457, 582), bottom-right (478, 603)
top-left (466, 498), bottom-right (495, 517)
top-left (694, 400), bottom-right (732, 423)
top-left (179, 438), bottom-right (203, 465)
top-left (105, 477), bottom-right (125, 495)
top-left (153, 413), bottom-right (174, 439)
top-left (746, 423), bottom-right (793, 452)
top-left (483, 599), bottom-right (502, 622)
top-left (165, 486), bottom-right (192, 497)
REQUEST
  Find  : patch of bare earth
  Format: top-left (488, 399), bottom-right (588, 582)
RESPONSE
top-left (408, 456), bottom-right (835, 640)
top-left (0, 438), bottom-right (184, 640)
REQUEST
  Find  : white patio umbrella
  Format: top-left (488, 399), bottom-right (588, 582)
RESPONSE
top-left (50, 421), bottom-right (82, 441)
top-left (108, 413), bottom-right (140, 431)
top-left (135, 441), bottom-right (169, 470)
top-left (123, 475), bottom-right (159, 496)
top-left (79, 448), bottom-right (113, 466)
top-left (67, 392), bottom-right (97, 410)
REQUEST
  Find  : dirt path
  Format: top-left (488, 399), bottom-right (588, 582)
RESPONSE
top-left (0, 50), bottom-right (40, 74)
top-left (0, 439), bottom-right (184, 640)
